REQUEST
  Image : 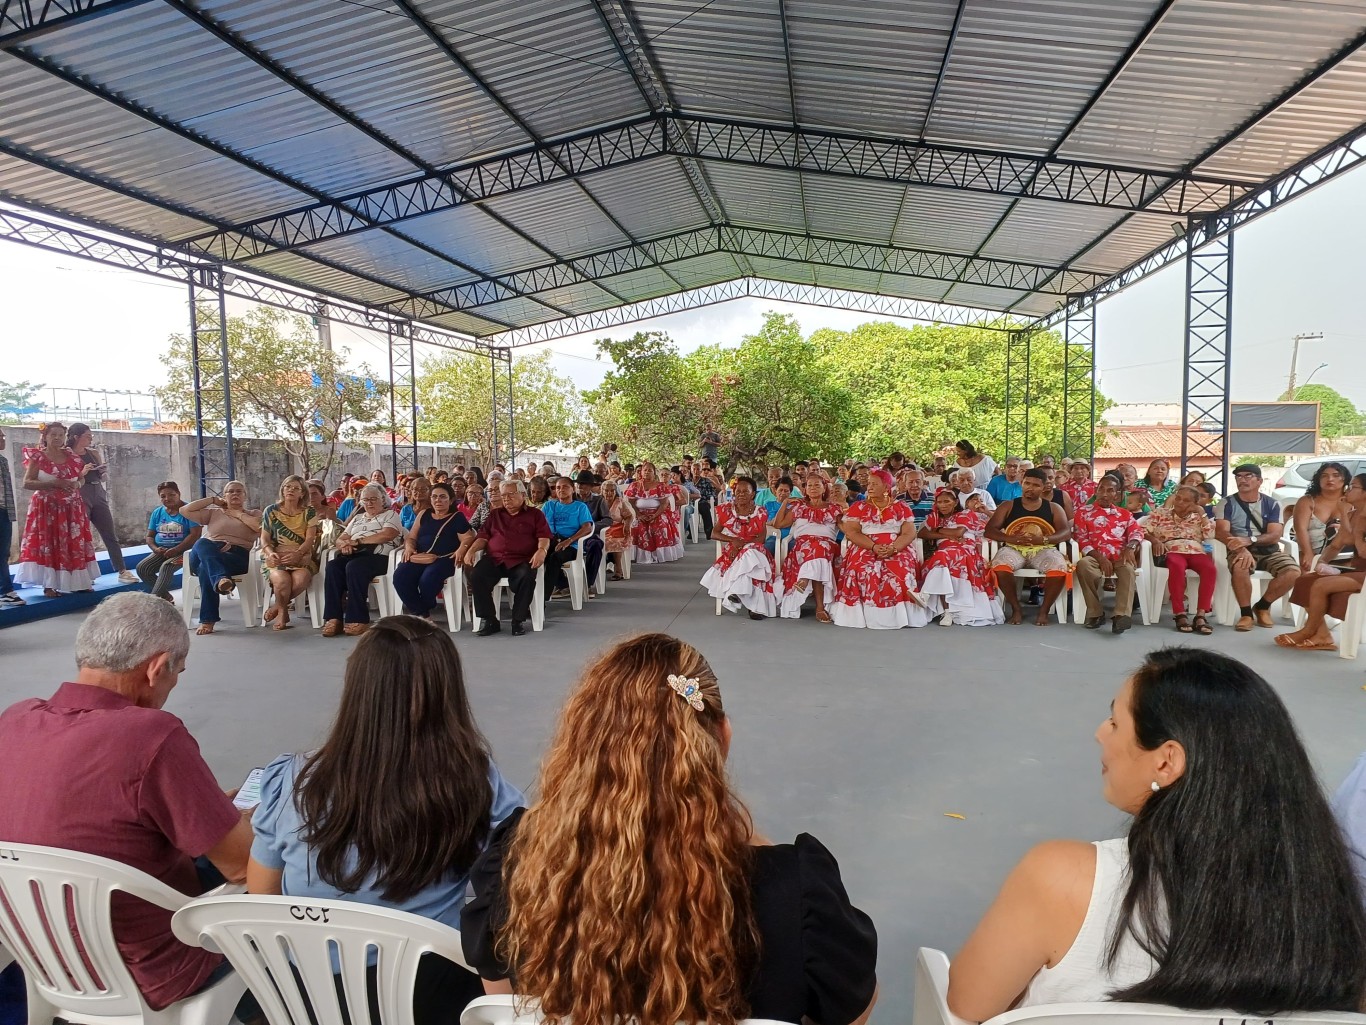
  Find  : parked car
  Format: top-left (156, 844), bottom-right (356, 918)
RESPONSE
top-left (1270, 457), bottom-right (1366, 531)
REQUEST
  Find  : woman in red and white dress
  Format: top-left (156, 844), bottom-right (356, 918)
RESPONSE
top-left (625, 460), bottom-right (684, 564)
top-left (18, 421), bottom-right (100, 596)
top-left (700, 476), bottom-right (775, 619)
top-left (829, 468), bottom-right (931, 629)
top-left (772, 475), bottom-right (842, 622)
top-left (918, 491), bottom-right (1002, 627)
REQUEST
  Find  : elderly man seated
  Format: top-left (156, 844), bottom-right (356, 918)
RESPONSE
top-left (948, 467), bottom-right (997, 512)
top-left (985, 468), bottom-right (1071, 626)
top-left (986, 456), bottom-right (1024, 504)
top-left (0, 592), bottom-right (254, 1015)
top-left (542, 475), bottom-right (598, 600)
top-left (1072, 474), bottom-right (1143, 634)
top-left (464, 480), bottom-right (551, 636)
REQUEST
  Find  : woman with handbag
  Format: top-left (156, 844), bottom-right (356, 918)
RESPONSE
top-left (321, 484), bottom-right (402, 637)
top-left (393, 482), bottom-right (475, 620)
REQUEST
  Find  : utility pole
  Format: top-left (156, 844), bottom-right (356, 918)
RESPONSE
top-left (1282, 332), bottom-right (1323, 399)
top-left (314, 298), bottom-right (332, 352)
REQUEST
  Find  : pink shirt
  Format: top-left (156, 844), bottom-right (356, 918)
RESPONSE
top-left (0, 683), bottom-right (241, 1010)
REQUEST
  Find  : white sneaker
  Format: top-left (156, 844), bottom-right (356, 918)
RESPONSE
top-left (940, 612), bottom-right (954, 626)
top-left (118, 570), bottom-right (139, 584)
top-left (0, 592), bottom-right (26, 607)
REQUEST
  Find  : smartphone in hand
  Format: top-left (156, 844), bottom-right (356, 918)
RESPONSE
top-left (233, 767), bottom-right (265, 810)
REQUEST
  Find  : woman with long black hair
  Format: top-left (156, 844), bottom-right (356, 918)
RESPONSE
top-left (248, 616), bottom-right (524, 1023)
top-left (949, 647), bottom-right (1365, 1021)
top-left (67, 423), bottom-right (137, 583)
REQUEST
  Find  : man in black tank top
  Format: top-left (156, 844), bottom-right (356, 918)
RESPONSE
top-left (985, 468), bottom-right (1072, 625)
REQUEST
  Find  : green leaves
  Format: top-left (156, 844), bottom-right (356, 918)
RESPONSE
top-left (1291, 384), bottom-right (1365, 438)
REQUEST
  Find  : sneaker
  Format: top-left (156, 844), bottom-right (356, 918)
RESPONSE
top-left (0, 592), bottom-right (26, 607)
top-left (117, 570), bottom-right (139, 584)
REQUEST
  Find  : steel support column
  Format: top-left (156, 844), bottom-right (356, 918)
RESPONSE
top-left (188, 266), bottom-right (233, 497)
top-left (1005, 328), bottom-right (1031, 459)
top-left (503, 350), bottom-right (516, 471)
top-left (386, 320), bottom-right (419, 478)
top-left (1181, 224), bottom-right (1233, 490)
top-left (487, 348), bottom-right (516, 470)
top-left (1061, 298), bottom-right (1096, 461)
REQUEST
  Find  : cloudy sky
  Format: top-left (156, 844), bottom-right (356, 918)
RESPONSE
top-left (3, 158), bottom-right (1364, 413)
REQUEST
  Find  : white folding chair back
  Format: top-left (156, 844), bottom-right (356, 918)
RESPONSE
top-left (912, 947), bottom-right (1366, 1025)
top-left (461, 994), bottom-right (791, 1025)
top-left (172, 894), bottom-right (470, 1025)
top-left (468, 553), bottom-right (545, 632)
top-left (0, 842), bottom-right (245, 1025)
top-left (564, 546), bottom-right (587, 610)
top-left (180, 547), bottom-right (262, 628)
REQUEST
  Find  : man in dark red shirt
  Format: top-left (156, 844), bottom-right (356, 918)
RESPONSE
top-left (0, 592), bottom-right (253, 1011)
top-left (464, 479), bottom-right (551, 636)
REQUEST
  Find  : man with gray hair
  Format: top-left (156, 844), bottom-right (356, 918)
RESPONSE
top-left (0, 592), bottom-right (253, 1010)
top-left (464, 479), bottom-right (551, 636)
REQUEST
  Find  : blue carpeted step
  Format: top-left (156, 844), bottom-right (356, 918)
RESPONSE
top-left (2, 547), bottom-right (182, 629)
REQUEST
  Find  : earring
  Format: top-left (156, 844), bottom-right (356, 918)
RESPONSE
top-left (1150, 781), bottom-right (1161, 792)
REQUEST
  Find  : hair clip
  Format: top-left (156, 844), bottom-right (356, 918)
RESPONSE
top-left (667, 674), bottom-right (705, 712)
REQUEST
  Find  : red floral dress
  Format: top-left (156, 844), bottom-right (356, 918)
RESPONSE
top-left (777, 501), bottom-right (842, 619)
top-left (625, 481), bottom-right (685, 564)
top-left (17, 446), bottom-right (99, 592)
top-left (918, 509), bottom-right (1002, 626)
top-left (830, 499), bottom-right (931, 629)
top-left (700, 504), bottom-right (775, 616)
top-left (1061, 479), bottom-right (1097, 509)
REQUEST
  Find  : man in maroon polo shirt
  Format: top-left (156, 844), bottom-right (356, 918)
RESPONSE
top-left (0, 592), bottom-right (254, 1011)
top-left (463, 479), bottom-right (551, 637)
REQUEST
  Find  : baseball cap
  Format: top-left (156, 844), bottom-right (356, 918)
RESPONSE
top-left (1232, 463), bottom-right (1262, 478)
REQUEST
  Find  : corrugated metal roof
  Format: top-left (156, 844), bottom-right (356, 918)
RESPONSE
top-left (1, 0), bottom-right (1364, 340)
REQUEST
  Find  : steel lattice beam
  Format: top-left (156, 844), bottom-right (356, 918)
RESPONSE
top-left (387, 321), bottom-right (419, 478)
top-left (489, 278), bottom-right (1018, 347)
top-left (1005, 329), bottom-right (1031, 460)
top-left (184, 114), bottom-right (1255, 262)
top-left (188, 266), bottom-right (234, 496)
top-left (1181, 231), bottom-right (1233, 486)
top-left (0, 0), bottom-right (147, 47)
top-left (386, 225), bottom-right (1107, 321)
top-left (1061, 299), bottom-right (1096, 462)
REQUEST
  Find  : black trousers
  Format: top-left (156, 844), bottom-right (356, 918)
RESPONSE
top-left (545, 535), bottom-right (602, 592)
top-left (470, 556), bottom-right (537, 624)
top-left (698, 498), bottom-right (715, 539)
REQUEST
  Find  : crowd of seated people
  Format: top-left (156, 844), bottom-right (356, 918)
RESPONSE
top-left (89, 439), bottom-right (1362, 651)
top-left (1, 595), bottom-right (1363, 1025)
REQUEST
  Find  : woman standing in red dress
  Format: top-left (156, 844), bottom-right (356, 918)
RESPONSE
top-left (625, 460), bottom-right (685, 565)
top-left (829, 468), bottom-right (930, 629)
top-left (18, 421), bottom-right (99, 596)
top-left (700, 476), bottom-right (775, 619)
top-left (918, 491), bottom-right (1002, 627)
top-left (772, 475), bottom-right (842, 622)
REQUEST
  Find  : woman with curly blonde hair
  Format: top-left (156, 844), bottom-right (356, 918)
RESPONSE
top-left (461, 633), bottom-right (877, 1025)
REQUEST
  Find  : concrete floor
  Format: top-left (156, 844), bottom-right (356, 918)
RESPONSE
top-left (2, 544), bottom-right (1363, 1023)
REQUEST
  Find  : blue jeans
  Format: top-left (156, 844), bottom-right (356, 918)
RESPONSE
top-left (186, 539), bottom-right (251, 624)
top-left (392, 558), bottom-right (455, 617)
top-left (0, 509), bottom-right (13, 594)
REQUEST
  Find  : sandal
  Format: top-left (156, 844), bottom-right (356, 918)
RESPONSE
top-left (1174, 614), bottom-right (1192, 633)
top-left (264, 605), bottom-right (280, 623)
top-left (216, 577), bottom-right (235, 595)
top-left (816, 608), bottom-right (832, 623)
top-left (1192, 614), bottom-right (1213, 635)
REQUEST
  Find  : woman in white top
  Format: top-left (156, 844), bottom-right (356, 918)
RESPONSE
top-left (954, 439), bottom-right (998, 491)
top-left (949, 647), bottom-right (1366, 1021)
top-left (321, 484), bottom-right (402, 637)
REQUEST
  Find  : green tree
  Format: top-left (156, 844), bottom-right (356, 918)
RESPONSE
top-left (1291, 384), bottom-right (1365, 438)
top-left (812, 321), bottom-right (1111, 460)
top-left (156, 308), bottom-right (387, 478)
top-left (689, 312), bottom-right (855, 472)
top-left (0, 379), bottom-right (45, 423)
top-left (417, 349), bottom-right (583, 467)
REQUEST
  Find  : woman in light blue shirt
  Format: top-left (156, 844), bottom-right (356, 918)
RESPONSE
top-left (248, 615), bottom-right (525, 1024)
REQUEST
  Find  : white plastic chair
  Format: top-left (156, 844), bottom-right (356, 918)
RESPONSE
top-left (171, 894), bottom-right (471, 1025)
top-left (911, 946), bottom-right (1366, 1025)
top-left (686, 500), bottom-right (702, 544)
top-left (1212, 538), bottom-right (1296, 626)
top-left (438, 565), bottom-right (467, 633)
top-left (1139, 540), bottom-right (1206, 626)
top-left (462, 994), bottom-right (791, 1025)
top-left (181, 547), bottom-right (262, 628)
top-left (259, 552), bottom-right (324, 629)
top-left (593, 526), bottom-right (610, 595)
top-left (1069, 541), bottom-right (1151, 625)
top-left (985, 540), bottom-right (1069, 624)
top-left (469, 552), bottom-right (545, 632)
top-left (0, 841), bottom-right (246, 1025)
top-left (714, 540), bottom-right (725, 616)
